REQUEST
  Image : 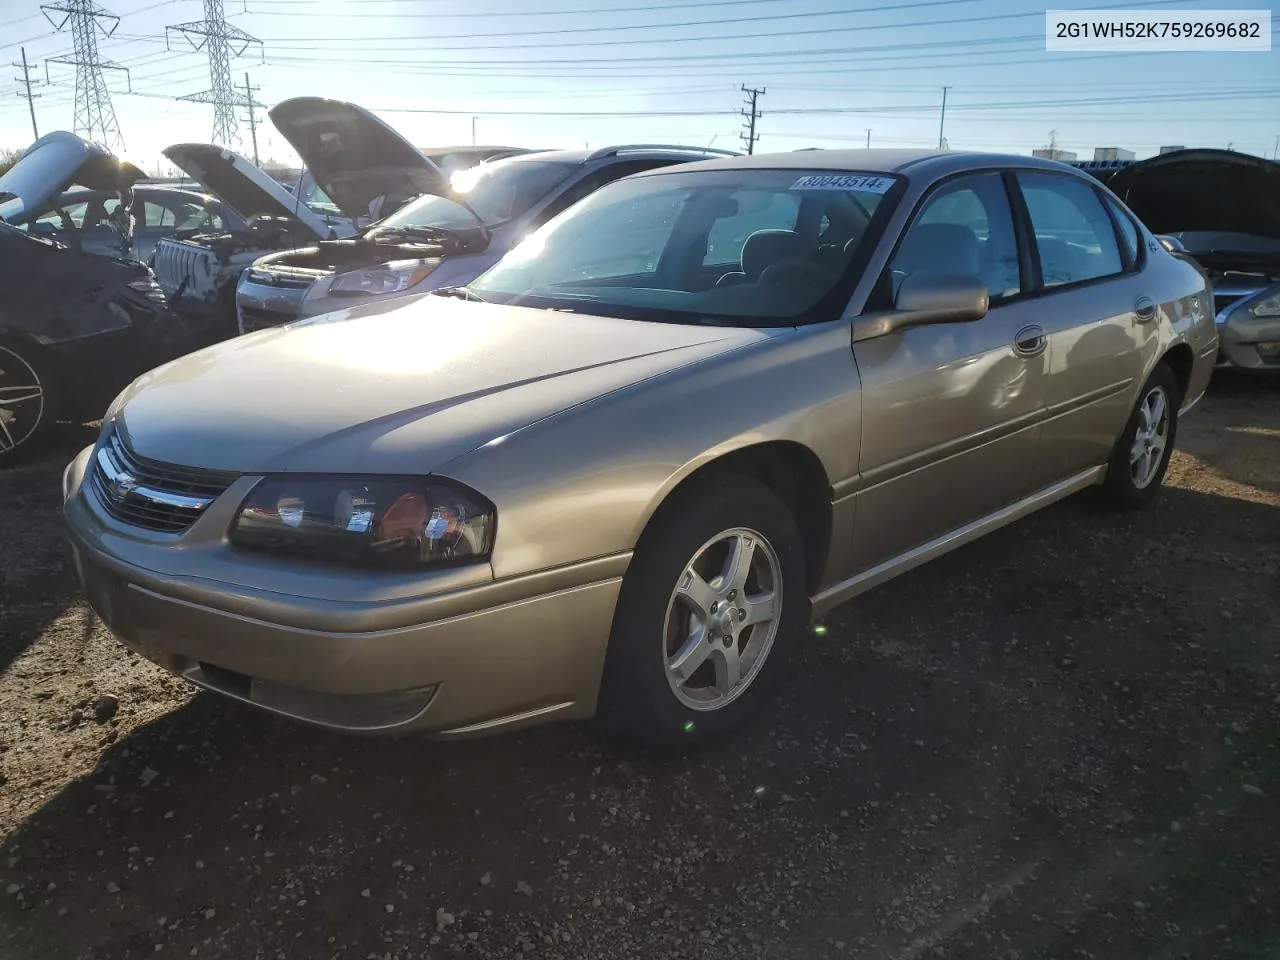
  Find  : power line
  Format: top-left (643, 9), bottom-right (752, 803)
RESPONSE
top-left (741, 85), bottom-right (765, 155)
top-left (41, 0), bottom-right (128, 151)
top-left (166, 0), bottom-right (263, 147)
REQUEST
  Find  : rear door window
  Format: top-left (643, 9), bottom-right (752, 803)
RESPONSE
top-left (1017, 173), bottom-right (1125, 287)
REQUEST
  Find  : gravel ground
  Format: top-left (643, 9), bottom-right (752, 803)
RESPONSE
top-left (1, 376), bottom-right (1277, 960)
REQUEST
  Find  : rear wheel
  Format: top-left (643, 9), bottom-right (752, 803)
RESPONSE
top-left (1096, 362), bottom-right (1179, 509)
top-left (597, 474), bottom-right (808, 748)
top-left (0, 340), bottom-right (58, 468)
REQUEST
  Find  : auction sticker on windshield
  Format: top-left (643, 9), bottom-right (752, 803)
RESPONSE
top-left (791, 174), bottom-right (896, 193)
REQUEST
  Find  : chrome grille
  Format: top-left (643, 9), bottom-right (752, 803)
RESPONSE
top-left (88, 427), bottom-right (238, 533)
top-left (152, 241), bottom-right (205, 296)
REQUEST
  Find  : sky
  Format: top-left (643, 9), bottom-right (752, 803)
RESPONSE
top-left (0, 0), bottom-right (1277, 173)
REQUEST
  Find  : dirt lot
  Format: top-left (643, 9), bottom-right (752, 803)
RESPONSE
top-left (1, 377), bottom-right (1277, 960)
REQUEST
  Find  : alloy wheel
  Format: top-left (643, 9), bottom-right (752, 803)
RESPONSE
top-left (0, 346), bottom-right (45, 455)
top-left (1129, 384), bottom-right (1170, 490)
top-left (663, 526), bottom-right (783, 711)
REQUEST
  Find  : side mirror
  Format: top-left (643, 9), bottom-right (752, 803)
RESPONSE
top-left (853, 272), bottom-right (989, 342)
top-left (1154, 234), bottom-right (1185, 253)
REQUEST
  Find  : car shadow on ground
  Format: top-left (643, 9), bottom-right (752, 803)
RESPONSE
top-left (1, 481), bottom-right (1276, 960)
top-left (0, 423), bottom-right (99, 676)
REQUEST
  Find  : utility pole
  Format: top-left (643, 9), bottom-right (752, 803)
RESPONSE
top-left (41, 0), bottom-right (128, 151)
top-left (1272, 134), bottom-right (1278, 160)
top-left (865, 128), bottom-right (872, 148)
top-left (13, 47), bottom-right (41, 140)
top-left (937, 85), bottom-right (950, 150)
top-left (471, 115), bottom-right (478, 147)
top-left (740, 85), bottom-right (765, 155)
top-left (167, 0), bottom-right (263, 148)
top-left (239, 72), bottom-right (261, 165)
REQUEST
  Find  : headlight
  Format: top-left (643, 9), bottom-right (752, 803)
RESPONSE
top-left (325, 260), bottom-right (439, 298)
top-left (126, 277), bottom-right (167, 302)
top-left (230, 475), bottom-right (494, 570)
top-left (1250, 293), bottom-right (1280, 319)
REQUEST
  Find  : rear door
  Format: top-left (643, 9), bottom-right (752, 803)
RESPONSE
top-left (1013, 171), bottom-right (1152, 489)
top-left (850, 170), bottom-right (1048, 572)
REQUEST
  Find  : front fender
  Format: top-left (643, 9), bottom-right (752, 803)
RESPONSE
top-left (440, 320), bottom-right (863, 581)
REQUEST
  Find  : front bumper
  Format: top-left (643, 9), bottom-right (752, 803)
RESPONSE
top-left (235, 275), bottom-right (309, 334)
top-left (1216, 290), bottom-right (1280, 371)
top-left (62, 447), bottom-right (624, 737)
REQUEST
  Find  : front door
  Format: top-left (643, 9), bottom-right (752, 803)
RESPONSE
top-left (849, 171), bottom-right (1047, 572)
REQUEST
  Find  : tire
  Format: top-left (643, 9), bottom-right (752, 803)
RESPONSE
top-left (0, 339), bottom-right (58, 469)
top-left (596, 473), bottom-right (808, 749)
top-left (1096, 362), bottom-right (1180, 510)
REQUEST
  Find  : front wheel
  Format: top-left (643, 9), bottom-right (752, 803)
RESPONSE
top-left (597, 474), bottom-right (808, 749)
top-left (0, 340), bottom-right (57, 469)
top-left (1096, 362), bottom-right (1179, 509)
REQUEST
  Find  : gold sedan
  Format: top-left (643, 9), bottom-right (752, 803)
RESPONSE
top-left (62, 150), bottom-right (1218, 747)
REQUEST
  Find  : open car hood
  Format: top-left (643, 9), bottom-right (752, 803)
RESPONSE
top-left (1101, 149), bottom-right (1280, 241)
top-left (162, 143), bottom-right (342, 239)
top-left (0, 131), bottom-right (144, 223)
top-left (269, 97), bottom-right (449, 222)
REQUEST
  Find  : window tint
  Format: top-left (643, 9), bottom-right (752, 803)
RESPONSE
top-left (1018, 173), bottom-right (1124, 287)
top-left (1104, 195), bottom-right (1141, 265)
top-left (891, 172), bottom-right (1020, 300)
top-left (704, 191), bottom-right (800, 266)
top-left (33, 201), bottom-right (88, 229)
top-left (144, 201), bottom-right (176, 228)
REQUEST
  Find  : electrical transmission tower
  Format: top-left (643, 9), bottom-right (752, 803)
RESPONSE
top-left (41, 0), bottom-right (129, 152)
top-left (167, 0), bottom-right (263, 149)
top-left (740, 85), bottom-right (765, 155)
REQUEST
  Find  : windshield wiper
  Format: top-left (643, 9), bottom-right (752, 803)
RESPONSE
top-left (431, 285), bottom-right (487, 303)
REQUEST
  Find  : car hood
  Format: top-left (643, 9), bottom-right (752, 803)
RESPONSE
top-left (162, 143), bottom-right (346, 239)
top-left (269, 97), bottom-right (449, 223)
top-left (114, 296), bottom-right (767, 475)
top-left (0, 131), bottom-right (144, 223)
top-left (1102, 149), bottom-right (1280, 240)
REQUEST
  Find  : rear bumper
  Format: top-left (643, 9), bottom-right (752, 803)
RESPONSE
top-left (62, 449), bottom-right (625, 738)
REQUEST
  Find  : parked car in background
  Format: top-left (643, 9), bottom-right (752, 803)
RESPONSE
top-left (63, 150), bottom-right (1215, 744)
top-left (236, 142), bottom-right (738, 333)
top-left (0, 130), bottom-right (145, 258)
top-left (149, 142), bottom-right (359, 344)
top-left (291, 144), bottom-right (544, 216)
top-left (0, 220), bottom-right (179, 466)
top-left (1077, 148), bottom-right (1280, 372)
top-left (10, 184), bottom-right (232, 262)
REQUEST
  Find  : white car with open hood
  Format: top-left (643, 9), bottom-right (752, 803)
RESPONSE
top-left (148, 142), bottom-right (358, 343)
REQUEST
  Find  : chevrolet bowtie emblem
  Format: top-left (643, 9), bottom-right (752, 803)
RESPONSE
top-left (107, 470), bottom-right (138, 504)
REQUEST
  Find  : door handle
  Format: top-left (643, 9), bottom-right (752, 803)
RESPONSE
top-left (1013, 324), bottom-right (1047, 358)
top-left (1134, 297), bottom-right (1157, 322)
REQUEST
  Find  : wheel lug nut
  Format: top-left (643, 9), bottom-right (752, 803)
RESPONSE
top-left (728, 590), bottom-right (737, 601)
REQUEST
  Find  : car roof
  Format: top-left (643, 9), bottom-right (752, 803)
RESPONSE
top-left (55, 184), bottom-right (216, 203)
top-left (626, 148), bottom-right (1092, 179)
top-left (501, 144), bottom-right (742, 166)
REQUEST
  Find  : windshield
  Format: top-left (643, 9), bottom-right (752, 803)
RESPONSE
top-left (380, 158), bottom-right (578, 231)
top-left (468, 168), bottom-right (902, 326)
